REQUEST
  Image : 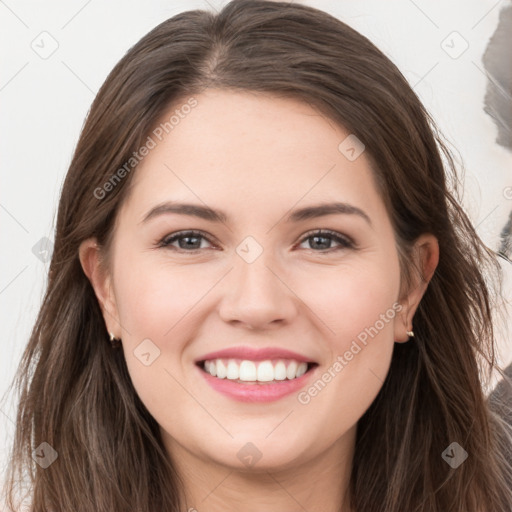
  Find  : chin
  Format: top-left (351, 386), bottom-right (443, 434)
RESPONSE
top-left (205, 435), bottom-right (312, 473)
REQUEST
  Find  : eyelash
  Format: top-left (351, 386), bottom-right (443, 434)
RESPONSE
top-left (157, 229), bottom-right (355, 254)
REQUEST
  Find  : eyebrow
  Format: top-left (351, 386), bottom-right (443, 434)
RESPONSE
top-left (140, 201), bottom-right (372, 227)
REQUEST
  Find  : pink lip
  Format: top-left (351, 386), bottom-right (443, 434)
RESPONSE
top-left (195, 363), bottom-right (319, 403)
top-left (195, 346), bottom-right (315, 364)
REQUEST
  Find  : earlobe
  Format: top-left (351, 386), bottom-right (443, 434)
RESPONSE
top-left (394, 234), bottom-right (439, 343)
top-left (78, 238), bottom-right (120, 335)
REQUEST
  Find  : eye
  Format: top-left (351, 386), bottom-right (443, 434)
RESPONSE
top-left (296, 229), bottom-right (354, 252)
top-left (157, 230), bottom-right (216, 252)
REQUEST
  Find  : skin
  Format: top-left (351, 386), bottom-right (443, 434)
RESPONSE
top-left (79, 89), bottom-right (439, 512)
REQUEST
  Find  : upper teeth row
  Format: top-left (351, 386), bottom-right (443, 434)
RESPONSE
top-left (204, 359), bottom-right (308, 381)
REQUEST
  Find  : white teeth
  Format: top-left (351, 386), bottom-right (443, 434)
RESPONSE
top-left (296, 363), bottom-right (307, 378)
top-left (226, 360), bottom-right (239, 380)
top-left (216, 359), bottom-right (227, 379)
top-left (239, 360), bottom-right (257, 381)
top-left (257, 360), bottom-right (275, 382)
top-left (286, 360), bottom-right (298, 379)
top-left (273, 361), bottom-right (287, 380)
top-left (202, 358), bottom-right (310, 382)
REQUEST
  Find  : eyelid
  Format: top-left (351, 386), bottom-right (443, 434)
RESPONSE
top-left (158, 229), bottom-right (218, 249)
top-left (296, 229), bottom-right (355, 251)
top-left (298, 228), bottom-right (353, 244)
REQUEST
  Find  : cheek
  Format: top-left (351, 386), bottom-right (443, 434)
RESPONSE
top-left (114, 254), bottom-right (217, 340)
top-left (294, 257), bottom-right (401, 350)
top-left (112, 257), bottom-right (213, 425)
top-left (293, 258), bottom-right (401, 431)
top-left (112, 254), bottom-right (221, 405)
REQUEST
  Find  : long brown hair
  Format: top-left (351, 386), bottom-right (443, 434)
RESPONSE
top-left (3, 1), bottom-right (512, 510)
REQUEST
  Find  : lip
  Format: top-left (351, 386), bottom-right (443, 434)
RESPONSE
top-left (195, 361), bottom-right (320, 403)
top-left (195, 345), bottom-right (316, 364)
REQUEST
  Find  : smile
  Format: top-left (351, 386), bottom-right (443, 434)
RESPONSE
top-left (196, 358), bottom-right (319, 402)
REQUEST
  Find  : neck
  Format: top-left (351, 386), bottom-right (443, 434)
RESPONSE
top-left (163, 427), bottom-right (356, 512)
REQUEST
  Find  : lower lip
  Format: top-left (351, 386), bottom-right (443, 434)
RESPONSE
top-left (196, 363), bottom-right (318, 403)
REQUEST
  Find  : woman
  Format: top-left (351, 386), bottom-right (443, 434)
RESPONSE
top-left (3, 0), bottom-right (512, 510)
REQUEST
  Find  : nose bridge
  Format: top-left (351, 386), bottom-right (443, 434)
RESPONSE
top-left (218, 236), bottom-right (297, 328)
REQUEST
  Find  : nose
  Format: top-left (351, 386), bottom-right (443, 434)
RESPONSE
top-left (218, 249), bottom-right (299, 331)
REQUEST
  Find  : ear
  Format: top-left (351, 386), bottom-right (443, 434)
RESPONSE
top-left (78, 238), bottom-right (121, 338)
top-left (394, 233), bottom-right (439, 343)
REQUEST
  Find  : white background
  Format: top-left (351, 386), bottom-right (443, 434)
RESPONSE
top-left (1, 0), bottom-right (511, 494)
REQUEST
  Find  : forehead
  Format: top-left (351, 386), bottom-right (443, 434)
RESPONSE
top-left (120, 89), bottom-right (386, 227)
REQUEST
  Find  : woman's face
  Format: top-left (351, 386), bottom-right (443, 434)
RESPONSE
top-left (82, 89), bottom-right (435, 473)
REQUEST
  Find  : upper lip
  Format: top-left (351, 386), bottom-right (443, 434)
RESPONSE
top-left (195, 346), bottom-right (316, 364)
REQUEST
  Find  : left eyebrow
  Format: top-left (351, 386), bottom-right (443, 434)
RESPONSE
top-left (286, 202), bottom-right (372, 227)
top-left (139, 201), bottom-right (372, 227)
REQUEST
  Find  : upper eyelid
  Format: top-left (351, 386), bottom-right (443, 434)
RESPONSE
top-left (161, 229), bottom-right (216, 244)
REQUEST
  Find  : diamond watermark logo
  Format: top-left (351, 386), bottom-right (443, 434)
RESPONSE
top-left (134, 338), bottom-right (161, 366)
top-left (441, 31), bottom-right (469, 59)
top-left (237, 442), bottom-right (262, 468)
top-left (442, 442), bottom-right (468, 468)
top-left (31, 31), bottom-right (59, 60)
top-left (32, 237), bottom-right (54, 263)
top-left (338, 134), bottom-right (365, 161)
top-left (236, 236), bottom-right (263, 264)
top-left (32, 442), bottom-right (58, 469)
